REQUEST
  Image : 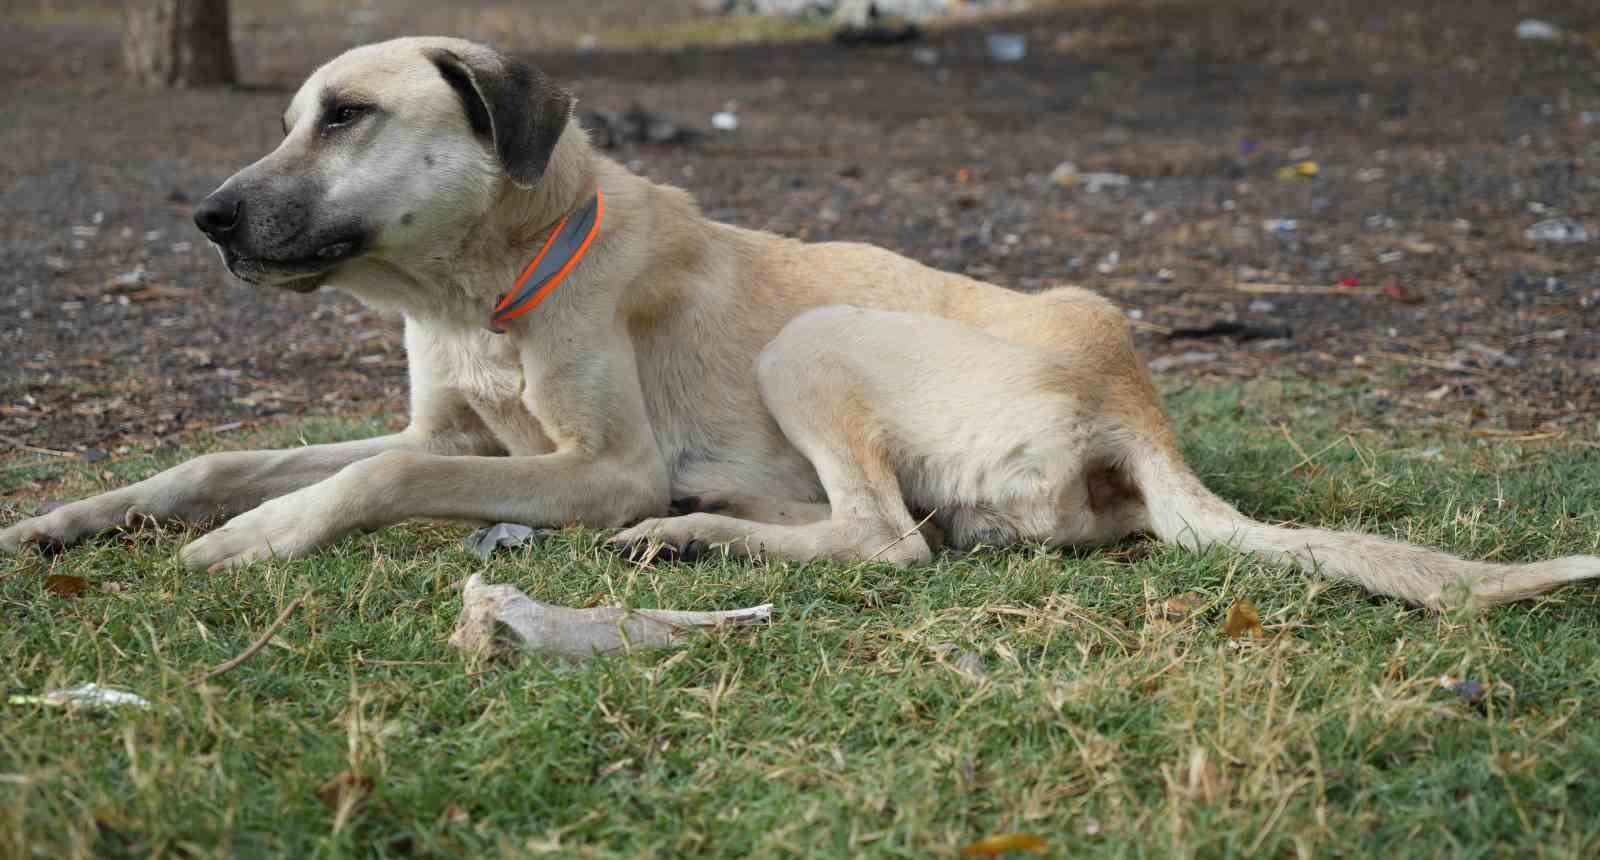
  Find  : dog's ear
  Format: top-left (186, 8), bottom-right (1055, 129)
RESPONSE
top-left (426, 47), bottom-right (575, 188)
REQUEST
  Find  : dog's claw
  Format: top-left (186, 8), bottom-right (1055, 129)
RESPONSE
top-left (609, 517), bottom-right (718, 563)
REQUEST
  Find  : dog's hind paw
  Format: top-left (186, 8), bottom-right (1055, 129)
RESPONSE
top-left (607, 517), bottom-right (712, 563)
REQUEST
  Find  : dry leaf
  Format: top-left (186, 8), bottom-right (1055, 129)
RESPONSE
top-left (960, 833), bottom-right (1049, 856)
top-left (1148, 591), bottom-right (1200, 621)
top-left (317, 770), bottom-right (374, 813)
top-left (440, 802), bottom-right (471, 826)
top-left (44, 574), bottom-right (89, 597)
top-left (1223, 599), bottom-right (1265, 639)
top-left (1175, 748), bottom-right (1231, 803)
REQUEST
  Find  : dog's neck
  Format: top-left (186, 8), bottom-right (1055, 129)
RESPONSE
top-left (336, 124), bottom-right (609, 332)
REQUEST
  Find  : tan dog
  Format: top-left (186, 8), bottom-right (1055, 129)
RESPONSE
top-left (3, 37), bottom-right (1595, 608)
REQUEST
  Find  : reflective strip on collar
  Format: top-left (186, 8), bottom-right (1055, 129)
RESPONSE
top-left (487, 189), bottom-right (604, 332)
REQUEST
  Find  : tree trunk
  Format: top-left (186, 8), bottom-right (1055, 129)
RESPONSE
top-left (122, 0), bottom-right (236, 88)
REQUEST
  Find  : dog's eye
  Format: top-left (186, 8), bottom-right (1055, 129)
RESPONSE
top-left (325, 104), bottom-right (367, 128)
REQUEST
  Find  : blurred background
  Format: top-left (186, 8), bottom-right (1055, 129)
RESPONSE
top-left (1, 0), bottom-right (1597, 469)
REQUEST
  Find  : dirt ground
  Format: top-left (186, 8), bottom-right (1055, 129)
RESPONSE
top-left (2, 0), bottom-right (1598, 479)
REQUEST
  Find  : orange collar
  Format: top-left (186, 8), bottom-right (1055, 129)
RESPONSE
top-left (487, 189), bottom-right (604, 333)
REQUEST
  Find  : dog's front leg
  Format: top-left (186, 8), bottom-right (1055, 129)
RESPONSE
top-left (0, 431), bottom-right (444, 555)
top-left (178, 337), bottom-right (672, 570)
top-left (176, 447), bottom-right (669, 570)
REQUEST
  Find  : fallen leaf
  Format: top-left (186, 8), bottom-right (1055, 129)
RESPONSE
top-left (44, 574), bottom-right (89, 598)
top-left (1150, 591), bottom-right (1201, 621)
top-left (317, 770), bottom-right (374, 813)
top-left (1173, 747), bottom-right (1231, 803)
top-left (960, 833), bottom-right (1049, 856)
top-left (1223, 599), bottom-right (1265, 639)
top-left (440, 802), bottom-right (471, 826)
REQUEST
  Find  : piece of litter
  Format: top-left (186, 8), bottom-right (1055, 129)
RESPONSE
top-left (1463, 342), bottom-right (1520, 368)
top-left (1516, 19), bottom-right (1560, 41)
top-left (1081, 172), bottom-right (1129, 193)
top-left (1247, 299), bottom-right (1277, 313)
top-left (1524, 218), bottom-right (1588, 243)
top-left (10, 683), bottom-right (152, 710)
top-left (1049, 162), bottom-right (1129, 193)
top-left (461, 523), bottom-right (558, 560)
top-left (1262, 218), bottom-right (1298, 234)
top-left (985, 32), bottom-right (1026, 63)
top-left (710, 111), bottom-right (739, 131)
top-left (1147, 350), bottom-right (1218, 372)
top-left (961, 833), bottom-right (1048, 856)
top-left (950, 649), bottom-right (986, 683)
top-left (1275, 161), bottom-right (1318, 180)
top-left (1437, 674), bottom-right (1487, 704)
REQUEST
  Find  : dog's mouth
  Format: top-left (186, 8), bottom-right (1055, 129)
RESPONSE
top-left (220, 235), bottom-right (366, 292)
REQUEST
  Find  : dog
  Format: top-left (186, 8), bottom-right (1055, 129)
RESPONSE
top-left (3, 37), bottom-right (1596, 609)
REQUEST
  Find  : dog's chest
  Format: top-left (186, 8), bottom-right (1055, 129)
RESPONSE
top-left (414, 326), bottom-right (553, 455)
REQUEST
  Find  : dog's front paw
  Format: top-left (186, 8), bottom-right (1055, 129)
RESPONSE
top-left (1, 496), bottom-right (138, 555)
top-left (607, 516), bottom-right (715, 563)
top-left (178, 490), bottom-right (342, 571)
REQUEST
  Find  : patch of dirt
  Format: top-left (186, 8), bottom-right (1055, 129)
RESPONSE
top-left (2, 0), bottom-right (1598, 483)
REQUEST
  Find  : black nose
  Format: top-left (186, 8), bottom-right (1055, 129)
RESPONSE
top-left (194, 190), bottom-right (243, 238)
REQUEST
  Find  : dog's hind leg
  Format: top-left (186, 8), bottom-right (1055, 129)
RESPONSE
top-left (611, 309), bottom-right (938, 565)
top-left (668, 493), bottom-right (831, 526)
top-left (613, 303), bottom-right (1153, 565)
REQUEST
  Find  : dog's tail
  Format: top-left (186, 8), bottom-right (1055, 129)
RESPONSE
top-left (1127, 438), bottom-right (1600, 608)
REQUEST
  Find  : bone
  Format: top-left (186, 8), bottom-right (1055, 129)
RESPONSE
top-left (449, 574), bottom-right (773, 659)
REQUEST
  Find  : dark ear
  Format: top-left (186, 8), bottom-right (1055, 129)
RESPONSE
top-left (426, 47), bottom-right (575, 188)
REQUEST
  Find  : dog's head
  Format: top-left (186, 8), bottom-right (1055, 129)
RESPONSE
top-left (194, 37), bottom-right (575, 291)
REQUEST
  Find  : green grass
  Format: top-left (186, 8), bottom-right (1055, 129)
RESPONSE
top-left (3, 379), bottom-right (1599, 858)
